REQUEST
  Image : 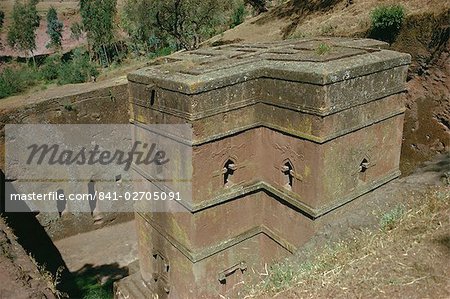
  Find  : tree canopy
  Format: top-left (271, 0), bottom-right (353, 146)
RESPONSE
top-left (0, 10), bottom-right (5, 30)
top-left (7, 0), bottom-right (40, 57)
top-left (79, 0), bottom-right (118, 64)
top-left (245, 0), bottom-right (267, 14)
top-left (123, 0), bottom-right (231, 51)
top-left (46, 6), bottom-right (63, 50)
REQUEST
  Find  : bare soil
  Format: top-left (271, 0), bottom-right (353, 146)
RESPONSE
top-left (395, 12), bottom-right (450, 174)
top-left (0, 216), bottom-right (57, 299)
top-left (54, 220), bottom-right (138, 274)
top-left (247, 154), bottom-right (450, 299)
top-left (207, 0), bottom-right (449, 44)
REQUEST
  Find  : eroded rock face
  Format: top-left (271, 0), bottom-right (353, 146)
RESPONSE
top-left (402, 75), bottom-right (450, 175)
top-left (0, 81), bottom-right (133, 240)
top-left (115, 38), bottom-right (410, 298)
top-left (392, 11), bottom-right (450, 175)
top-left (0, 217), bottom-right (57, 299)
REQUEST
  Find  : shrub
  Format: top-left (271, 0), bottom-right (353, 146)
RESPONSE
top-left (0, 50), bottom-right (100, 99)
top-left (231, 3), bottom-right (246, 28)
top-left (40, 54), bottom-right (62, 81)
top-left (380, 205), bottom-right (405, 231)
top-left (370, 4), bottom-right (405, 43)
top-left (246, 0), bottom-right (267, 14)
top-left (148, 45), bottom-right (176, 59)
top-left (0, 66), bottom-right (40, 99)
top-left (70, 22), bottom-right (83, 41)
top-left (316, 43), bottom-right (331, 55)
top-left (57, 49), bottom-right (99, 85)
top-left (46, 6), bottom-right (63, 50)
top-left (74, 273), bottom-right (113, 299)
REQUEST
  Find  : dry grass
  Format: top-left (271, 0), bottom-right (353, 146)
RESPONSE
top-left (29, 255), bottom-right (67, 298)
top-left (288, 0), bottom-right (450, 39)
top-left (211, 0), bottom-right (450, 43)
top-left (246, 185), bottom-right (450, 298)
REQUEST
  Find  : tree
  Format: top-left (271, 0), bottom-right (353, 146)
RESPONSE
top-left (230, 2), bottom-right (246, 28)
top-left (122, 0), bottom-right (159, 53)
top-left (245, 0), bottom-right (267, 15)
top-left (155, 0), bottom-right (228, 50)
top-left (0, 10), bottom-right (5, 48)
top-left (46, 6), bottom-right (63, 50)
top-left (7, 0), bottom-right (40, 64)
top-left (0, 10), bottom-right (5, 30)
top-left (70, 22), bottom-right (83, 41)
top-left (57, 49), bottom-right (99, 84)
top-left (155, 0), bottom-right (227, 50)
top-left (79, 0), bottom-right (118, 65)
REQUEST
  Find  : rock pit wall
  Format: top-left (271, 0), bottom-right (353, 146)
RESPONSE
top-left (0, 79), bottom-right (132, 240)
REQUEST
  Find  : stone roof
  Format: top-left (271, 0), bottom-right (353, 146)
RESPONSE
top-left (129, 38), bottom-right (411, 95)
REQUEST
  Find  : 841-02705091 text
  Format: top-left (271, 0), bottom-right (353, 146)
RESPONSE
top-left (96, 191), bottom-right (181, 201)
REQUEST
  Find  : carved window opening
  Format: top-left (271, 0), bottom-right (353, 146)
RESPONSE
top-left (150, 89), bottom-right (156, 106)
top-left (156, 163), bottom-right (163, 177)
top-left (359, 158), bottom-right (369, 173)
top-left (282, 161), bottom-right (294, 190)
top-left (359, 158), bottom-right (369, 181)
top-left (152, 252), bottom-right (170, 294)
top-left (223, 159), bottom-right (236, 186)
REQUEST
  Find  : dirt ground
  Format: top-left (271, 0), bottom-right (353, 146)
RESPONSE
top-left (0, 217), bottom-right (57, 299)
top-left (54, 220), bottom-right (138, 275)
top-left (247, 153), bottom-right (450, 299)
top-left (1, 154), bottom-right (446, 299)
top-left (207, 0), bottom-right (449, 43)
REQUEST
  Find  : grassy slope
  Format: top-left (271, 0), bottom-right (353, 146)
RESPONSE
top-left (207, 0), bottom-right (449, 44)
top-left (246, 177), bottom-right (450, 298)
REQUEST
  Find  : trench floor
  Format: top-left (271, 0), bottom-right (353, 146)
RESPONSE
top-left (54, 220), bottom-right (138, 274)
